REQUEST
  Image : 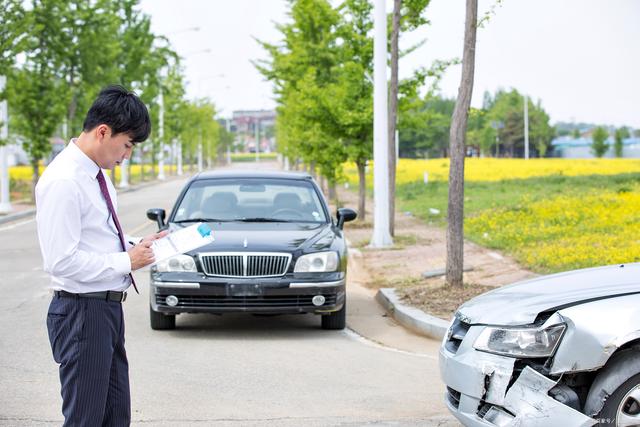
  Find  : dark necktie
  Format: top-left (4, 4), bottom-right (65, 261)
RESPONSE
top-left (96, 170), bottom-right (139, 294)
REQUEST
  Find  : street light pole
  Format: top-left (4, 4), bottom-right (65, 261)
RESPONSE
top-left (0, 75), bottom-right (12, 214)
top-left (119, 159), bottom-right (129, 188)
top-left (175, 138), bottom-right (183, 175)
top-left (524, 94), bottom-right (529, 159)
top-left (0, 76), bottom-right (13, 213)
top-left (255, 119), bottom-right (260, 162)
top-left (197, 128), bottom-right (203, 172)
top-left (370, 0), bottom-right (392, 248)
top-left (157, 86), bottom-right (166, 180)
top-left (225, 119), bottom-right (231, 165)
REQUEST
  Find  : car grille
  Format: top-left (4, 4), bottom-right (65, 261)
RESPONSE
top-left (444, 316), bottom-right (471, 354)
top-left (199, 252), bottom-right (292, 278)
top-left (155, 293), bottom-right (337, 309)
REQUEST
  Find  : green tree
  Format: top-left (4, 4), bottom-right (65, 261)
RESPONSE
top-left (8, 0), bottom-right (69, 194)
top-left (60, 0), bottom-right (122, 138)
top-left (486, 89), bottom-right (553, 157)
top-left (387, 0), bottom-right (431, 235)
top-left (591, 127), bottom-right (609, 158)
top-left (256, 0), bottom-right (342, 198)
top-left (446, 0), bottom-right (478, 287)
top-left (613, 127), bottom-right (630, 158)
top-left (572, 128), bottom-right (581, 139)
top-left (398, 93), bottom-right (454, 157)
top-left (0, 0), bottom-right (28, 75)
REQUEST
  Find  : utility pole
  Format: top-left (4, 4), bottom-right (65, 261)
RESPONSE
top-left (175, 138), bottom-right (183, 175)
top-left (524, 94), bottom-right (529, 159)
top-left (197, 128), bottom-right (203, 172)
top-left (226, 119), bottom-right (231, 165)
top-left (370, 0), bottom-right (393, 248)
top-left (255, 119), bottom-right (260, 162)
top-left (119, 159), bottom-right (129, 188)
top-left (157, 87), bottom-right (166, 180)
top-left (0, 75), bottom-right (12, 214)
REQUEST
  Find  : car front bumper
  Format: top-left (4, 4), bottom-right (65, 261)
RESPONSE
top-left (439, 319), bottom-right (596, 427)
top-left (150, 275), bottom-right (346, 315)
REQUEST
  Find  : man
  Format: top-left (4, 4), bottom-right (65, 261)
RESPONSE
top-left (36, 85), bottom-right (166, 426)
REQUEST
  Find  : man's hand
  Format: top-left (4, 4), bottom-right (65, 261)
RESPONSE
top-left (139, 230), bottom-right (169, 246)
top-left (128, 230), bottom-right (170, 270)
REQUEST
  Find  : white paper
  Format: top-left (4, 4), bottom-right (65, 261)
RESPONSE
top-left (151, 223), bottom-right (214, 264)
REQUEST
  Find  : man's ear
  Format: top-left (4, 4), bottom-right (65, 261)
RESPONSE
top-left (95, 124), bottom-right (110, 141)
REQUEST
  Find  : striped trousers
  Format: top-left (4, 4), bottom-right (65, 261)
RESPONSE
top-left (47, 294), bottom-right (130, 426)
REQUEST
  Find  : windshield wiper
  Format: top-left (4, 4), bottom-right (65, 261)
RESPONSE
top-left (237, 217), bottom-right (292, 223)
top-left (173, 218), bottom-right (231, 223)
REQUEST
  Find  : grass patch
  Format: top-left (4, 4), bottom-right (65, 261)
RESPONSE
top-left (396, 173), bottom-right (640, 273)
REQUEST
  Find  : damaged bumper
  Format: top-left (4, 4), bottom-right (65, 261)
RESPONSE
top-left (439, 323), bottom-right (596, 427)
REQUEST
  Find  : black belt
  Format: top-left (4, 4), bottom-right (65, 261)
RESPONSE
top-left (54, 290), bottom-right (127, 303)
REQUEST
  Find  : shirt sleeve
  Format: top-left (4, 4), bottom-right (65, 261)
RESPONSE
top-left (36, 178), bottom-right (132, 282)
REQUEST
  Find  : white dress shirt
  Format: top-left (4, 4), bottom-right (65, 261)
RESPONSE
top-left (36, 140), bottom-right (132, 293)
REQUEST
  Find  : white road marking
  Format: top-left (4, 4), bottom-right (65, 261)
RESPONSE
top-left (0, 218), bottom-right (35, 232)
top-left (129, 221), bottom-right (154, 235)
top-left (342, 327), bottom-right (437, 360)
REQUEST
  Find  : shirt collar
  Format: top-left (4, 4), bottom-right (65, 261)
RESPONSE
top-left (68, 138), bottom-right (100, 180)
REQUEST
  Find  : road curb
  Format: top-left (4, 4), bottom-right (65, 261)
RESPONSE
top-left (375, 288), bottom-right (450, 340)
top-left (0, 208), bottom-right (37, 225)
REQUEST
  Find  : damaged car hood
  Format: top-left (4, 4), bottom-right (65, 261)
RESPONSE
top-left (458, 263), bottom-right (640, 326)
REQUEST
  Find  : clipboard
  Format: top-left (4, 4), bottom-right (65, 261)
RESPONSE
top-left (150, 223), bottom-right (214, 265)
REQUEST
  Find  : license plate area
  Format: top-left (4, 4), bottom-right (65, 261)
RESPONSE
top-left (227, 283), bottom-right (262, 297)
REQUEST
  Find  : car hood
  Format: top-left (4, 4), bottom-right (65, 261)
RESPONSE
top-left (170, 221), bottom-right (335, 253)
top-left (458, 263), bottom-right (640, 326)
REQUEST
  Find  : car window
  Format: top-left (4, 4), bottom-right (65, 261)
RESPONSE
top-left (173, 178), bottom-right (328, 223)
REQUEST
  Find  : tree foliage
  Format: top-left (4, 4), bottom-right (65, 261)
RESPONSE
top-left (614, 127), bottom-right (630, 158)
top-left (591, 126), bottom-right (609, 158)
top-left (2, 0), bottom-right (222, 194)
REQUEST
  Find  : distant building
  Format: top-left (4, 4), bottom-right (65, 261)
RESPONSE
top-left (231, 110), bottom-right (276, 153)
top-left (551, 136), bottom-right (640, 158)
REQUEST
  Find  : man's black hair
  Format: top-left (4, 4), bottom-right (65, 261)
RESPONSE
top-left (83, 85), bottom-right (151, 143)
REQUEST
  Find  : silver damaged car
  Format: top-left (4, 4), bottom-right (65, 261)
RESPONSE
top-left (439, 263), bottom-right (640, 426)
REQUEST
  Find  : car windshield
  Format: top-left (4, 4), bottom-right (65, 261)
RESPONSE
top-left (172, 178), bottom-right (328, 223)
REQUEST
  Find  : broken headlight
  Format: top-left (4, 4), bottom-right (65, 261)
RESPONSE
top-left (473, 323), bottom-right (566, 358)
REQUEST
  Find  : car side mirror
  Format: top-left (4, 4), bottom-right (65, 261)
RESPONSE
top-left (147, 208), bottom-right (166, 230)
top-left (337, 208), bottom-right (357, 229)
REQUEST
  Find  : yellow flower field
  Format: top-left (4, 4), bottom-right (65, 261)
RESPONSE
top-left (10, 164), bottom-right (171, 182)
top-left (466, 190), bottom-right (640, 272)
top-left (343, 157), bottom-right (640, 273)
top-left (343, 158), bottom-right (640, 186)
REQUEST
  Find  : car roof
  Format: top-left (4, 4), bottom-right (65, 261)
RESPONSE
top-left (193, 170), bottom-right (313, 181)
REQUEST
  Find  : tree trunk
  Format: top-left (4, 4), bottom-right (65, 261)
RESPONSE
top-left (140, 153), bottom-right (145, 182)
top-left (446, 0), bottom-right (478, 288)
top-left (328, 180), bottom-right (337, 203)
top-left (388, 0), bottom-right (401, 237)
top-left (31, 158), bottom-right (40, 202)
top-left (357, 160), bottom-right (366, 222)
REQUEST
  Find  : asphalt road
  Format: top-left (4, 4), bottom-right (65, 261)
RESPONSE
top-left (0, 165), bottom-right (457, 426)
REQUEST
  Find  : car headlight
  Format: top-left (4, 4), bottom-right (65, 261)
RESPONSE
top-left (294, 251), bottom-right (339, 273)
top-left (473, 323), bottom-right (566, 358)
top-left (154, 255), bottom-right (197, 272)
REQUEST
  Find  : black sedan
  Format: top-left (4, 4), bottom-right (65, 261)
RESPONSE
top-left (146, 170), bottom-right (357, 330)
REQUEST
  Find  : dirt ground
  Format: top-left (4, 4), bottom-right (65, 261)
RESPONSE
top-left (337, 186), bottom-right (537, 320)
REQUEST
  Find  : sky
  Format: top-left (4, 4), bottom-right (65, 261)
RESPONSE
top-left (139, 0), bottom-right (640, 128)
